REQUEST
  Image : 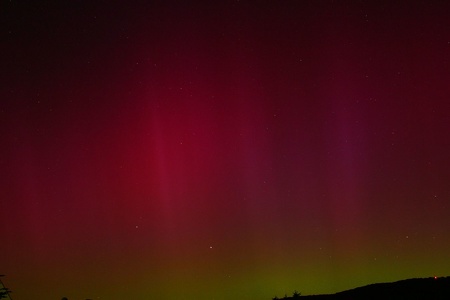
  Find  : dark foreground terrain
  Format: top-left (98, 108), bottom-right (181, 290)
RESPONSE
top-left (288, 276), bottom-right (450, 299)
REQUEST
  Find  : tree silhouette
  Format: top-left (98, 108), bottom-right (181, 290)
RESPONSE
top-left (0, 288), bottom-right (11, 299)
top-left (292, 290), bottom-right (301, 298)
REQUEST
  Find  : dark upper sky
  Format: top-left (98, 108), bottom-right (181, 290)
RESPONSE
top-left (1, 1), bottom-right (450, 300)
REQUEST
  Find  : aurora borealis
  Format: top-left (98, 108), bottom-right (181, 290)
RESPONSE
top-left (1, 1), bottom-right (450, 300)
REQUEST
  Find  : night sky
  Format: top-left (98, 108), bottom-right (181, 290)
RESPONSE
top-left (1, 1), bottom-right (450, 300)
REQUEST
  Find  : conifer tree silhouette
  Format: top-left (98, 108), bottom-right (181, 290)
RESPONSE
top-left (0, 275), bottom-right (12, 299)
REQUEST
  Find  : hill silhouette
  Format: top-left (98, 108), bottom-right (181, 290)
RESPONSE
top-left (281, 276), bottom-right (450, 299)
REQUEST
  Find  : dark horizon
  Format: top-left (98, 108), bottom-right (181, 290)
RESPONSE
top-left (1, 1), bottom-right (450, 299)
top-left (282, 276), bottom-right (450, 299)
top-left (2, 275), bottom-right (450, 300)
